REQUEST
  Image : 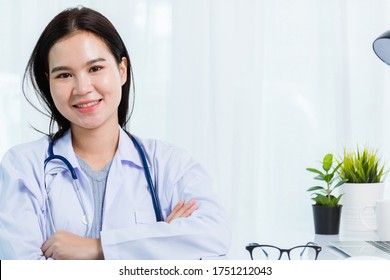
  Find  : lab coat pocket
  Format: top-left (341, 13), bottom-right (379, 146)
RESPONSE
top-left (134, 211), bottom-right (157, 224)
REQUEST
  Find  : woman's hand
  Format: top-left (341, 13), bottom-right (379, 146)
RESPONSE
top-left (41, 230), bottom-right (103, 260)
top-left (166, 199), bottom-right (198, 223)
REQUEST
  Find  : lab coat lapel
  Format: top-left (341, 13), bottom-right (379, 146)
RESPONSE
top-left (103, 128), bottom-right (144, 212)
top-left (51, 130), bottom-right (80, 170)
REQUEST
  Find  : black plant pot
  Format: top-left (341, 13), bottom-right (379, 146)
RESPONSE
top-left (312, 205), bottom-right (342, 235)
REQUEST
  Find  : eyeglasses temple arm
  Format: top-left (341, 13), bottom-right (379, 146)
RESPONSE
top-left (299, 242), bottom-right (319, 257)
top-left (261, 247), bottom-right (269, 258)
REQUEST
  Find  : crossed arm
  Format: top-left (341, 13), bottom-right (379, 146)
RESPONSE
top-left (41, 199), bottom-right (197, 260)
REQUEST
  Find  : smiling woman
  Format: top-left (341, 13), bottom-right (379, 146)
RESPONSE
top-left (0, 6), bottom-right (231, 260)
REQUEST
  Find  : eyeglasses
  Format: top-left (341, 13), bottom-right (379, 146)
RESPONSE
top-left (246, 242), bottom-right (322, 260)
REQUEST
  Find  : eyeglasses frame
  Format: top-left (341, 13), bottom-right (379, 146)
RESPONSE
top-left (245, 242), bottom-right (322, 260)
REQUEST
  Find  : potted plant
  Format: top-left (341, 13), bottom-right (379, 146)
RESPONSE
top-left (337, 146), bottom-right (387, 232)
top-left (306, 153), bottom-right (347, 234)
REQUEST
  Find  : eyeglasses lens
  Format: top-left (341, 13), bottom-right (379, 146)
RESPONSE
top-left (289, 246), bottom-right (318, 260)
top-left (251, 246), bottom-right (280, 260)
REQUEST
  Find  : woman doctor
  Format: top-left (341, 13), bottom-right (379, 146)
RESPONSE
top-left (0, 6), bottom-right (230, 260)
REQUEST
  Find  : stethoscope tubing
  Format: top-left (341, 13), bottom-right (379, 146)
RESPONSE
top-left (130, 134), bottom-right (163, 222)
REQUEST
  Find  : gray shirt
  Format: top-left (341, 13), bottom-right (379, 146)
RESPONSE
top-left (76, 155), bottom-right (112, 238)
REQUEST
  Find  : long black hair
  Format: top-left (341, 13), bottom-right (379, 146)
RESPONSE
top-left (23, 6), bottom-right (134, 141)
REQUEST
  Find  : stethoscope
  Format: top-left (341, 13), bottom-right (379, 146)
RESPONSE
top-left (43, 134), bottom-right (163, 233)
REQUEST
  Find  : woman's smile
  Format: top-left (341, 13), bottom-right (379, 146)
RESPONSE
top-left (73, 99), bottom-right (103, 113)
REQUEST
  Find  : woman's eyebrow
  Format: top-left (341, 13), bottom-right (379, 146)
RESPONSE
top-left (86, 57), bottom-right (106, 66)
top-left (50, 58), bottom-right (107, 74)
top-left (51, 65), bottom-right (71, 74)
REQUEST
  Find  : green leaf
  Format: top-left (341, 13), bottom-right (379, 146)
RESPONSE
top-left (312, 194), bottom-right (330, 206)
top-left (334, 194), bottom-right (344, 206)
top-left (324, 173), bottom-right (334, 183)
top-left (333, 179), bottom-right (348, 189)
top-left (331, 161), bottom-right (343, 175)
top-left (307, 186), bottom-right (325, 192)
top-left (323, 154), bottom-right (333, 172)
top-left (314, 174), bottom-right (325, 181)
top-left (306, 168), bottom-right (324, 176)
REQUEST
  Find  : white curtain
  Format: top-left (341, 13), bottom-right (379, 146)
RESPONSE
top-left (2, 0), bottom-right (390, 259)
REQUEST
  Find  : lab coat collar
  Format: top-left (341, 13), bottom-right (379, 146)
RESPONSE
top-left (51, 129), bottom-right (80, 170)
top-left (51, 126), bottom-right (145, 170)
top-left (117, 127), bottom-right (145, 168)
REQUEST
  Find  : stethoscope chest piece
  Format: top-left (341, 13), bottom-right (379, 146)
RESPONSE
top-left (82, 215), bottom-right (88, 226)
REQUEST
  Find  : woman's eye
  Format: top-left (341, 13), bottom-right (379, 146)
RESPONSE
top-left (56, 73), bottom-right (71, 79)
top-left (90, 66), bottom-right (102, 72)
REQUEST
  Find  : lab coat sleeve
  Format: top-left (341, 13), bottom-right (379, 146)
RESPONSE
top-left (0, 148), bottom-right (47, 260)
top-left (100, 147), bottom-right (231, 259)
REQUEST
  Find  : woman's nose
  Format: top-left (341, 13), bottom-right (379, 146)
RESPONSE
top-left (73, 73), bottom-right (93, 95)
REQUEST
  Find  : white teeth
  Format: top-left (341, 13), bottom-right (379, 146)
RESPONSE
top-left (75, 100), bottom-right (99, 108)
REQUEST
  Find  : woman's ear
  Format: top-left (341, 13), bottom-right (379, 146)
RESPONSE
top-left (119, 57), bottom-right (128, 85)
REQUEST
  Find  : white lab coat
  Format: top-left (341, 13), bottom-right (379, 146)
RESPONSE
top-left (0, 128), bottom-right (231, 259)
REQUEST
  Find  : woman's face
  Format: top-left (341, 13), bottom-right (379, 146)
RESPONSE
top-left (48, 31), bottom-right (127, 132)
